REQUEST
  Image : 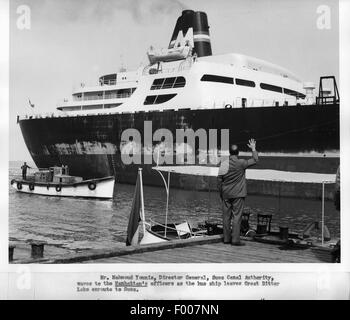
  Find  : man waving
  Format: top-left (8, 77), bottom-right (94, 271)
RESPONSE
top-left (217, 139), bottom-right (258, 246)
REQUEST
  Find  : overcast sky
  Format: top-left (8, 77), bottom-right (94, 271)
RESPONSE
top-left (9, 0), bottom-right (339, 161)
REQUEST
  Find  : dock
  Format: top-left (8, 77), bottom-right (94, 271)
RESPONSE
top-left (11, 235), bottom-right (336, 264)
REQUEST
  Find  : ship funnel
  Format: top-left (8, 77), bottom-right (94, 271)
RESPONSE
top-left (169, 10), bottom-right (212, 57)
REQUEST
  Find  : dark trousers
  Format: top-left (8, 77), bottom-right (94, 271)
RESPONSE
top-left (222, 197), bottom-right (245, 243)
top-left (22, 172), bottom-right (26, 180)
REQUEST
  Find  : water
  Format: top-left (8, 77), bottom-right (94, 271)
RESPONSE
top-left (9, 161), bottom-right (340, 258)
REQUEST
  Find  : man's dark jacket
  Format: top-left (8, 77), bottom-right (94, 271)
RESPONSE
top-left (217, 151), bottom-right (258, 199)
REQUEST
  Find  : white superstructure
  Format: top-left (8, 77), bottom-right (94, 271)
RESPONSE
top-left (57, 51), bottom-right (313, 116)
top-left (57, 21), bottom-right (323, 119)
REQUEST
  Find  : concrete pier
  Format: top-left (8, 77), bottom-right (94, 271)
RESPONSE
top-left (11, 235), bottom-right (336, 264)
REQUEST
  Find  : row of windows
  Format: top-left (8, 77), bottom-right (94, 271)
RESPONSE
top-left (283, 88), bottom-right (306, 99)
top-left (260, 83), bottom-right (306, 98)
top-left (260, 83), bottom-right (282, 93)
top-left (144, 94), bottom-right (177, 105)
top-left (58, 103), bottom-right (122, 111)
top-left (201, 74), bottom-right (234, 84)
top-left (236, 78), bottom-right (255, 87)
top-left (200, 74), bottom-right (256, 87)
top-left (200, 74), bottom-right (305, 98)
top-left (74, 88), bottom-right (136, 101)
top-left (151, 77), bottom-right (186, 90)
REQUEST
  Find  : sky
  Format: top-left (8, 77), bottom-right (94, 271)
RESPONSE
top-left (9, 0), bottom-right (339, 161)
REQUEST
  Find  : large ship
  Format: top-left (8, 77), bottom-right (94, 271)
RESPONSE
top-left (18, 10), bottom-right (339, 194)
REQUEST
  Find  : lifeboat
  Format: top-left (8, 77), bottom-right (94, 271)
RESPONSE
top-left (147, 45), bottom-right (191, 65)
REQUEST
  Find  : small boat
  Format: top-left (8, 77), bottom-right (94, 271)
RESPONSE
top-left (147, 45), bottom-right (191, 65)
top-left (10, 166), bottom-right (115, 199)
top-left (141, 218), bottom-right (209, 245)
top-left (126, 167), bottom-right (209, 246)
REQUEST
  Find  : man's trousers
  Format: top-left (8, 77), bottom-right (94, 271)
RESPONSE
top-left (222, 197), bottom-right (245, 244)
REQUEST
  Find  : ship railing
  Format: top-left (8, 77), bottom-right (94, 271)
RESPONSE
top-left (143, 66), bottom-right (178, 75)
top-left (316, 96), bottom-right (339, 105)
top-left (18, 110), bottom-right (75, 121)
top-left (100, 79), bottom-right (117, 86)
top-left (73, 93), bottom-right (132, 101)
top-left (18, 95), bottom-right (315, 122)
top-left (62, 93), bottom-right (132, 104)
top-left (99, 79), bottom-right (136, 86)
top-left (104, 93), bottom-right (132, 99)
top-left (208, 97), bottom-right (304, 110)
top-left (77, 95), bottom-right (103, 101)
top-left (72, 79), bottom-right (136, 93)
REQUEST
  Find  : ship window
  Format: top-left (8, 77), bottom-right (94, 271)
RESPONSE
top-left (173, 76), bottom-right (186, 88)
top-left (73, 94), bottom-right (82, 101)
top-left (151, 78), bottom-right (165, 90)
top-left (201, 74), bottom-right (234, 84)
top-left (236, 78), bottom-right (255, 87)
top-left (104, 88), bottom-right (136, 99)
top-left (82, 105), bottom-right (103, 110)
top-left (260, 83), bottom-right (283, 93)
top-left (104, 90), bottom-right (116, 99)
top-left (84, 91), bottom-right (104, 101)
top-left (155, 93), bottom-right (177, 104)
top-left (151, 77), bottom-right (186, 90)
top-left (57, 106), bottom-right (82, 111)
top-left (284, 88), bottom-right (306, 99)
top-left (104, 103), bottom-right (122, 109)
top-left (162, 77), bottom-right (176, 89)
top-left (144, 94), bottom-right (177, 105)
top-left (100, 73), bottom-right (117, 86)
top-left (144, 95), bottom-right (157, 105)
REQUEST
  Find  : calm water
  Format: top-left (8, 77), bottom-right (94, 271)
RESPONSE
top-left (9, 161), bottom-right (340, 258)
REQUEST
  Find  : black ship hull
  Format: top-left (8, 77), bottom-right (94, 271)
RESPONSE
top-left (19, 104), bottom-right (339, 196)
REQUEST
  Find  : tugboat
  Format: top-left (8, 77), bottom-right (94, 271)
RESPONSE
top-left (10, 166), bottom-right (115, 199)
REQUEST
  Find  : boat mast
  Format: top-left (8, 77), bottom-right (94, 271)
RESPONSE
top-left (138, 168), bottom-right (146, 235)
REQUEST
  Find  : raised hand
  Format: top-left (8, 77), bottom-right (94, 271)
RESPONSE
top-left (247, 139), bottom-right (256, 151)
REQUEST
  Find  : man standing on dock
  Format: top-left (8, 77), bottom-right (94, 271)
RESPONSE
top-left (21, 162), bottom-right (31, 180)
top-left (217, 139), bottom-right (258, 246)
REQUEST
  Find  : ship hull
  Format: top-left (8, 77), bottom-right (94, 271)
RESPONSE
top-left (19, 104), bottom-right (339, 197)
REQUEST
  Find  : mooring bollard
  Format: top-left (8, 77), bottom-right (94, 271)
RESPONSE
top-left (205, 220), bottom-right (219, 235)
top-left (279, 226), bottom-right (289, 240)
top-left (30, 241), bottom-right (46, 259)
top-left (256, 214), bottom-right (273, 235)
top-left (9, 244), bottom-right (16, 262)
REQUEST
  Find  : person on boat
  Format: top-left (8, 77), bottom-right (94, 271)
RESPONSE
top-left (21, 162), bottom-right (31, 180)
top-left (217, 139), bottom-right (258, 246)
